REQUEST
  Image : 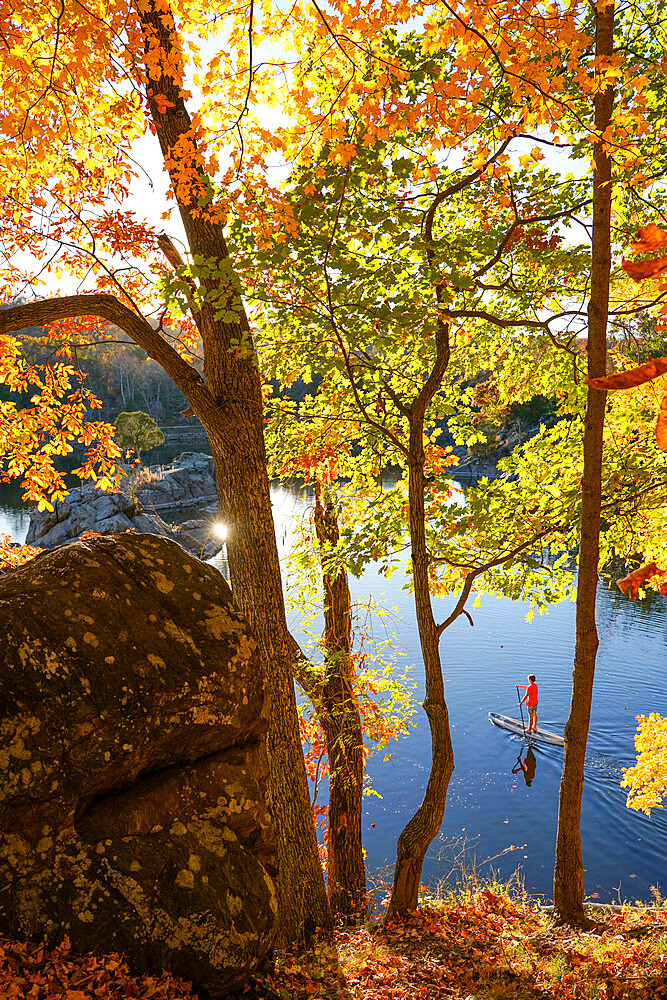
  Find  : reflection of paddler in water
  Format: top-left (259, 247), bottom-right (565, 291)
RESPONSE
top-left (513, 748), bottom-right (537, 787)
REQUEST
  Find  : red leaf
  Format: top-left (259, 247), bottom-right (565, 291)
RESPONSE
top-left (656, 392), bottom-right (667, 450)
top-left (587, 356), bottom-right (667, 390)
top-left (622, 256), bottom-right (667, 282)
top-left (630, 223), bottom-right (667, 254)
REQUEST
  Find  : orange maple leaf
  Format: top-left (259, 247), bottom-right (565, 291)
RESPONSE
top-left (630, 223), bottom-right (667, 254)
top-left (622, 256), bottom-right (667, 282)
top-left (616, 562), bottom-right (664, 600)
top-left (153, 93), bottom-right (176, 115)
top-left (587, 356), bottom-right (667, 390)
top-left (656, 391), bottom-right (667, 450)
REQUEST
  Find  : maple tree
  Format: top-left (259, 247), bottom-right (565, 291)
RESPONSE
top-left (235, 5), bottom-right (657, 912)
top-left (291, 516), bottom-right (417, 918)
top-left (550, 0), bottom-right (667, 925)
top-left (553, 0), bottom-right (616, 928)
top-left (2, 0), bottom-right (667, 942)
top-left (266, 401), bottom-right (419, 916)
top-left (249, 0), bottom-right (667, 921)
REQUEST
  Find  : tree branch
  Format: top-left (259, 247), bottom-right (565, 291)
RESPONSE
top-left (422, 137), bottom-right (513, 242)
top-left (0, 294), bottom-right (214, 416)
top-left (435, 528), bottom-right (551, 638)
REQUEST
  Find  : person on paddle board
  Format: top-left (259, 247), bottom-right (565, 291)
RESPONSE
top-left (517, 674), bottom-right (538, 734)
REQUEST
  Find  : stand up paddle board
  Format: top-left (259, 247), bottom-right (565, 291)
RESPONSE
top-left (489, 712), bottom-right (564, 747)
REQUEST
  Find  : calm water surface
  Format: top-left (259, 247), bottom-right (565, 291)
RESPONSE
top-left (272, 485), bottom-right (666, 905)
top-left (2, 480), bottom-right (665, 904)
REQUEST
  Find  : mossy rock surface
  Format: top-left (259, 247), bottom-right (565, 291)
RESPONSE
top-left (0, 534), bottom-right (276, 996)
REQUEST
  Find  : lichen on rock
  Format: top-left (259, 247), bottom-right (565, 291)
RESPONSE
top-left (0, 533), bottom-right (276, 997)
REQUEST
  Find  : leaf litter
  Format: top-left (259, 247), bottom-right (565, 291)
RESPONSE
top-left (250, 890), bottom-right (667, 1000)
top-left (1, 892), bottom-right (666, 1000)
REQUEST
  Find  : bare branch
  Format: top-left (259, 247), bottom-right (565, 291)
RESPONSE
top-left (435, 529), bottom-right (551, 638)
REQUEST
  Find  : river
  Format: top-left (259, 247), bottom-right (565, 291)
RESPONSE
top-left (1, 478), bottom-right (665, 905)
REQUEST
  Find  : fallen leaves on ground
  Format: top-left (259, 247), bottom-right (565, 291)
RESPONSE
top-left (0, 934), bottom-right (194, 999)
top-left (2, 894), bottom-right (666, 1000)
top-left (252, 891), bottom-right (667, 1000)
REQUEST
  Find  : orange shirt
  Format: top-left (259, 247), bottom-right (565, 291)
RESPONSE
top-left (526, 682), bottom-right (538, 707)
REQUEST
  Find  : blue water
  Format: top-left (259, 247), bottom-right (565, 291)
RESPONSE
top-left (352, 585), bottom-right (666, 905)
top-left (273, 485), bottom-right (667, 905)
top-left (2, 481), bottom-right (665, 904)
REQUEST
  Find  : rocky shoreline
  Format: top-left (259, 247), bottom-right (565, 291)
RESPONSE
top-left (26, 452), bottom-right (222, 560)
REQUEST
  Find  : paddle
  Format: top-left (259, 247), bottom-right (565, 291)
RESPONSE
top-left (516, 685), bottom-right (527, 738)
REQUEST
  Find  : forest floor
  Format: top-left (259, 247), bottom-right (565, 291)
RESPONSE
top-left (1, 888), bottom-right (666, 1000)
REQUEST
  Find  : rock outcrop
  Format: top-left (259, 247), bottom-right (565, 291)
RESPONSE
top-left (0, 534), bottom-right (276, 996)
top-left (25, 453), bottom-right (220, 558)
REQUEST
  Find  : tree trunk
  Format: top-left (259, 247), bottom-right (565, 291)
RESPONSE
top-left (201, 399), bottom-right (331, 944)
top-left (386, 315), bottom-right (454, 916)
top-left (134, 0), bottom-right (332, 944)
top-left (387, 420), bottom-right (454, 916)
top-left (313, 486), bottom-right (366, 919)
top-left (0, 294), bottom-right (333, 950)
top-left (380, 206), bottom-right (454, 915)
top-left (553, 0), bottom-right (615, 927)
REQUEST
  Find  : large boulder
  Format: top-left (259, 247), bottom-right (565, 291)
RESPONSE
top-left (0, 534), bottom-right (276, 996)
top-left (25, 454), bottom-right (221, 559)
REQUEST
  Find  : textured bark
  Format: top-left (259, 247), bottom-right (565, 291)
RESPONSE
top-left (134, 0), bottom-right (331, 944)
top-left (203, 407), bottom-right (330, 944)
top-left (553, 0), bottom-right (615, 927)
top-left (387, 419), bottom-right (454, 916)
top-left (313, 486), bottom-right (366, 918)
